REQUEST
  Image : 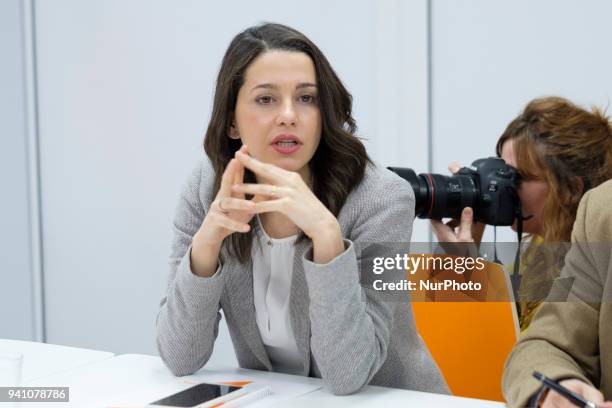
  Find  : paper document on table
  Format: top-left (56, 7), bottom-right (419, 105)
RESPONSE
top-left (185, 367), bottom-right (322, 407)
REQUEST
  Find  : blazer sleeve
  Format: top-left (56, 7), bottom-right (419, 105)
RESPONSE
top-left (302, 171), bottom-right (415, 395)
top-left (156, 160), bottom-right (224, 376)
top-left (502, 185), bottom-right (611, 407)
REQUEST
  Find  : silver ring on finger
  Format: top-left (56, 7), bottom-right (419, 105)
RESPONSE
top-left (270, 185), bottom-right (277, 197)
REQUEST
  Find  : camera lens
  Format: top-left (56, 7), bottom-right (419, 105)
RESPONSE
top-left (388, 167), bottom-right (479, 220)
top-left (428, 173), bottom-right (479, 220)
top-left (387, 168), bottom-right (429, 216)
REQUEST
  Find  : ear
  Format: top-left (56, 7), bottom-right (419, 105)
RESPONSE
top-left (228, 122), bottom-right (241, 140)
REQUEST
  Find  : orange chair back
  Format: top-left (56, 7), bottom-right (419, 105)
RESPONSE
top-left (410, 260), bottom-right (518, 401)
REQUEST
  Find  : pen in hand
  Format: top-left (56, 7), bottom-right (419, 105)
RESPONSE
top-left (533, 371), bottom-right (598, 408)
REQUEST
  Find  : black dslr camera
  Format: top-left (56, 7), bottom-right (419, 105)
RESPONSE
top-left (389, 157), bottom-right (521, 226)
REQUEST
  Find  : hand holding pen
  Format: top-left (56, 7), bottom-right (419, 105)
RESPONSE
top-left (533, 371), bottom-right (612, 408)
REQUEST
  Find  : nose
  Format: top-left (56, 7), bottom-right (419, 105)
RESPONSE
top-left (276, 99), bottom-right (297, 127)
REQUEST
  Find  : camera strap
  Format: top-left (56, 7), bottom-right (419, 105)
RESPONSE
top-left (511, 203), bottom-right (526, 312)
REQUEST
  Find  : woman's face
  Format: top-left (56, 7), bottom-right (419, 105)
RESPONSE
top-left (500, 139), bottom-right (549, 235)
top-left (233, 50), bottom-right (322, 183)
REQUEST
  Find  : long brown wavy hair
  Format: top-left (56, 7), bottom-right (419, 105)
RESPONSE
top-left (203, 23), bottom-right (371, 263)
top-left (496, 97), bottom-right (612, 322)
top-left (496, 96), bottom-right (612, 243)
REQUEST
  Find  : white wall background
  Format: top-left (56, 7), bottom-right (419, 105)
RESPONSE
top-left (3, 0), bottom-right (612, 366)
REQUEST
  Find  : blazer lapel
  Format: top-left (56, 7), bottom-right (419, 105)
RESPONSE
top-left (290, 240), bottom-right (312, 376)
top-left (224, 257), bottom-right (272, 370)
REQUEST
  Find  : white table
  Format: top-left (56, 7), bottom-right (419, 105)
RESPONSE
top-left (27, 354), bottom-right (321, 407)
top-left (26, 353), bottom-right (505, 407)
top-left (286, 384), bottom-right (505, 407)
top-left (0, 338), bottom-right (114, 383)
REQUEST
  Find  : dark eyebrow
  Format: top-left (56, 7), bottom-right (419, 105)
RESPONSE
top-left (250, 82), bottom-right (317, 92)
top-left (296, 82), bottom-right (317, 90)
top-left (251, 83), bottom-right (276, 92)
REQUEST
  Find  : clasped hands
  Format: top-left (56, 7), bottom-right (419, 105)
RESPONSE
top-left (196, 145), bottom-right (343, 264)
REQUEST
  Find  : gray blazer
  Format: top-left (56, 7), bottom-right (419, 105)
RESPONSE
top-left (156, 158), bottom-right (449, 395)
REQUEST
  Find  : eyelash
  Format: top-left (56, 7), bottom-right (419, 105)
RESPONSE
top-left (254, 94), bottom-right (317, 105)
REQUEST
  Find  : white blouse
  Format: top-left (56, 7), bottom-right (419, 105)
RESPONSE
top-left (251, 216), bottom-right (303, 375)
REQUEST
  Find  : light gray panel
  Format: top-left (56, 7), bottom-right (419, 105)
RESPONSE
top-left (35, 0), bottom-right (382, 365)
top-left (0, 0), bottom-right (35, 341)
top-left (375, 0), bottom-right (432, 242)
top-left (431, 0), bottom-right (612, 242)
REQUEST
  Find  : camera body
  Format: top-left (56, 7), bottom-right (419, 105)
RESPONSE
top-left (389, 157), bottom-right (521, 226)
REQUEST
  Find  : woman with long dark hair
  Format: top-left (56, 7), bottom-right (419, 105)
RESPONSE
top-left (156, 23), bottom-right (448, 395)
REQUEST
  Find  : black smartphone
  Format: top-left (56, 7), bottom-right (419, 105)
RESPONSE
top-left (148, 383), bottom-right (242, 407)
